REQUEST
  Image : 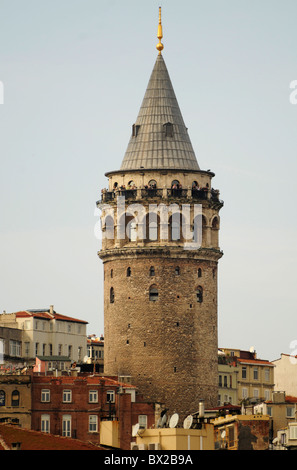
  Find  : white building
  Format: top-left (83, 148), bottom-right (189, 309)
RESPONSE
top-left (273, 353), bottom-right (297, 397)
top-left (0, 306), bottom-right (88, 364)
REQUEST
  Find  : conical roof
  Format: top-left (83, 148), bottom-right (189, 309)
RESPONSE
top-left (120, 54), bottom-right (200, 171)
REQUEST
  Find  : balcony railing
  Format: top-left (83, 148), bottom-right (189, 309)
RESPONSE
top-left (99, 187), bottom-right (222, 204)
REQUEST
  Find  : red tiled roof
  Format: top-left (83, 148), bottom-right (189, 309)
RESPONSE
top-left (0, 424), bottom-right (104, 450)
top-left (14, 310), bottom-right (88, 324)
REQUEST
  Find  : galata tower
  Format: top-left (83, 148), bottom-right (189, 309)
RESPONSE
top-left (98, 8), bottom-right (223, 419)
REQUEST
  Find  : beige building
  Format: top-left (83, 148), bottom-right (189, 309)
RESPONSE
top-left (0, 306), bottom-right (88, 364)
top-left (273, 353), bottom-right (297, 397)
top-left (254, 391), bottom-right (297, 440)
top-left (220, 348), bottom-right (274, 404)
top-left (218, 351), bottom-right (239, 405)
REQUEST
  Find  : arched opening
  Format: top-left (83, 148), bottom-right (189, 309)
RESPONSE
top-left (149, 285), bottom-right (159, 301)
top-left (196, 286), bottom-right (203, 303)
top-left (11, 390), bottom-right (20, 407)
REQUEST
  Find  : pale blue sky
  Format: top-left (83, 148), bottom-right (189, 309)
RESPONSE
top-left (0, 0), bottom-right (297, 361)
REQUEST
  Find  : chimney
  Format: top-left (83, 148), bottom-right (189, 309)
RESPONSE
top-left (199, 400), bottom-right (205, 418)
top-left (49, 305), bottom-right (54, 315)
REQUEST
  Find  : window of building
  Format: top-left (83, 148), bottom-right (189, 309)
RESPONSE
top-left (242, 387), bottom-right (248, 399)
top-left (11, 390), bottom-right (20, 407)
top-left (35, 343), bottom-right (39, 356)
top-left (107, 390), bottom-right (115, 403)
top-left (267, 406), bottom-right (272, 416)
top-left (0, 390), bottom-right (5, 406)
top-left (62, 415), bottom-right (71, 437)
top-left (41, 389), bottom-right (50, 402)
top-left (138, 415), bottom-right (148, 428)
top-left (89, 390), bottom-right (98, 403)
top-left (253, 367), bottom-right (258, 380)
top-left (289, 424), bottom-right (297, 440)
top-left (41, 414), bottom-right (50, 433)
top-left (89, 415), bottom-right (98, 432)
top-left (63, 390), bottom-right (72, 403)
top-left (224, 376), bottom-right (228, 388)
top-left (149, 285), bottom-right (159, 301)
top-left (149, 266), bottom-right (155, 276)
top-left (264, 389), bottom-right (270, 401)
top-left (287, 406), bottom-right (295, 418)
top-left (218, 375), bottom-right (222, 387)
top-left (242, 367), bottom-right (247, 379)
top-left (110, 287), bottom-right (115, 303)
top-left (127, 267), bottom-right (131, 277)
top-left (196, 286), bottom-right (203, 303)
top-left (253, 388), bottom-right (259, 399)
top-left (198, 268), bottom-right (202, 278)
top-left (175, 267), bottom-right (180, 275)
top-left (9, 340), bottom-right (21, 357)
top-left (264, 368), bottom-right (270, 382)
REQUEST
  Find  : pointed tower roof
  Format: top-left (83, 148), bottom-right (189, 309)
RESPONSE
top-left (120, 9), bottom-right (200, 172)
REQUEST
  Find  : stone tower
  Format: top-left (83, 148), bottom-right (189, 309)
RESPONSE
top-left (98, 9), bottom-right (223, 418)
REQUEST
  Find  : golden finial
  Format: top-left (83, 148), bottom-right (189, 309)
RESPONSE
top-left (156, 7), bottom-right (164, 55)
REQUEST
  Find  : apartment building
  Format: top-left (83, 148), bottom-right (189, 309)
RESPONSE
top-left (0, 306), bottom-right (88, 364)
top-left (220, 348), bottom-right (275, 405)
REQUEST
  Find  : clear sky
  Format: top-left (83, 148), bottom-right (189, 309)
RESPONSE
top-left (0, 0), bottom-right (296, 361)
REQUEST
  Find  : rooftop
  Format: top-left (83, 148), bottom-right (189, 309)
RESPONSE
top-left (119, 9), bottom-right (200, 173)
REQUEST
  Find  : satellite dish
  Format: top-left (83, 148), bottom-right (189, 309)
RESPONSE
top-left (160, 413), bottom-right (167, 427)
top-left (132, 423), bottom-right (145, 437)
top-left (183, 415), bottom-right (193, 429)
top-left (169, 413), bottom-right (179, 428)
top-left (132, 423), bottom-right (140, 437)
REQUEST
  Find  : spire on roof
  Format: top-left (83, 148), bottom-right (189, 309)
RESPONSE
top-left (119, 9), bottom-right (200, 172)
top-left (156, 6), bottom-right (164, 55)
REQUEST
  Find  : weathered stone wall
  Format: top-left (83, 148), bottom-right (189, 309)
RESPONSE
top-left (103, 252), bottom-right (219, 418)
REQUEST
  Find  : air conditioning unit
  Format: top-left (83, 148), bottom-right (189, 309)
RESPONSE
top-left (138, 443), bottom-right (148, 450)
top-left (148, 443), bottom-right (161, 450)
top-left (130, 443), bottom-right (139, 450)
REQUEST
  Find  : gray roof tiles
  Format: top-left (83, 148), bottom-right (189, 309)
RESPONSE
top-left (120, 54), bottom-right (200, 171)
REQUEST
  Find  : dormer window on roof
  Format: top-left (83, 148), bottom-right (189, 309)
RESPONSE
top-left (132, 124), bottom-right (141, 137)
top-left (163, 122), bottom-right (174, 138)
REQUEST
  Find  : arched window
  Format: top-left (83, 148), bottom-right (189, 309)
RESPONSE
top-left (196, 286), bottom-right (203, 303)
top-left (198, 268), bottom-right (202, 278)
top-left (149, 266), bottom-right (155, 277)
top-left (110, 287), bottom-right (115, 304)
top-left (175, 267), bottom-right (180, 275)
top-left (11, 390), bottom-right (20, 407)
top-left (149, 285), bottom-right (159, 302)
top-left (0, 390), bottom-right (5, 406)
top-left (127, 267), bottom-right (131, 277)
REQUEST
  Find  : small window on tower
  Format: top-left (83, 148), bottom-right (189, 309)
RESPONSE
top-left (149, 266), bottom-right (155, 277)
top-left (196, 286), bottom-right (203, 303)
top-left (132, 124), bottom-right (141, 137)
top-left (127, 267), bottom-right (131, 277)
top-left (163, 122), bottom-right (174, 137)
top-left (110, 287), bottom-right (115, 304)
top-left (198, 268), bottom-right (202, 278)
top-left (175, 267), bottom-right (180, 275)
top-left (149, 285), bottom-right (159, 301)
